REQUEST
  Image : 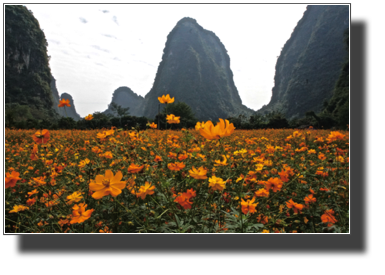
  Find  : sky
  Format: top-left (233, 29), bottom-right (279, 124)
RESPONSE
top-left (25, 3), bottom-right (308, 117)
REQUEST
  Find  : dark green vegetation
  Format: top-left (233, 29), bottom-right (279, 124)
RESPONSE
top-left (257, 5), bottom-right (349, 123)
top-left (141, 17), bottom-right (254, 121)
top-left (155, 101), bottom-right (199, 130)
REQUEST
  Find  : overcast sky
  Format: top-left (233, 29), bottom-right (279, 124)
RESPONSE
top-left (25, 3), bottom-right (308, 117)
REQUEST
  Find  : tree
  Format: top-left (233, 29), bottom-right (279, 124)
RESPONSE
top-left (109, 102), bottom-right (130, 127)
top-left (161, 101), bottom-right (198, 129)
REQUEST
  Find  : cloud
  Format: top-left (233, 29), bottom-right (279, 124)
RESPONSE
top-left (79, 17), bottom-right (87, 23)
top-left (112, 16), bottom-right (119, 25)
top-left (48, 39), bottom-right (60, 45)
top-left (101, 10), bottom-right (109, 13)
top-left (91, 45), bottom-right (110, 53)
top-left (102, 34), bottom-right (117, 39)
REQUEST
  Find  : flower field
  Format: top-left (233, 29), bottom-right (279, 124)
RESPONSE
top-left (5, 124), bottom-right (349, 233)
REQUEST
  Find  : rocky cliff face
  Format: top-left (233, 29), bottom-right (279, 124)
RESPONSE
top-left (5, 5), bottom-right (59, 121)
top-left (258, 5), bottom-right (349, 119)
top-left (141, 17), bottom-right (253, 121)
top-left (103, 87), bottom-right (145, 117)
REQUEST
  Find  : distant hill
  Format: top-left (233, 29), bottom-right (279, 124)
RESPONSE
top-left (141, 17), bottom-right (254, 121)
top-left (103, 86), bottom-right (145, 117)
top-left (257, 5), bottom-right (349, 119)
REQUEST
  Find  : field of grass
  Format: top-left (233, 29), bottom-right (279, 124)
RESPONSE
top-left (5, 126), bottom-right (349, 233)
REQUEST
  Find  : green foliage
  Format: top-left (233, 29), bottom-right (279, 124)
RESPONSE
top-left (109, 102), bottom-right (130, 118)
top-left (58, 117), bottom-right (76, 129)
top-left (157, 101), bottom-right (198, 129)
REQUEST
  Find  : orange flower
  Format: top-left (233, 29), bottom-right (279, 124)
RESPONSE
top-left (265, 177), bottom-right (283, 193)
top-left (188, 166), bottom-right (208, 179)
top-left (278, 170), bottom-right (289, 183)
top-left (70, 203), bottom-right (94, 224)
top-left (241, 197), bottom-right (258, 214)
top-left (32, 129), bottom-right (50, 144)
top-left (99, 226), bottom-right (113, 233)
top-left (158, 94), bottom-right (175, 104)
top-left (286, 199), bottom-right (304, 214)
top-left (174, 188), bottom-right (196, 209)
top-left (127, 164), bottom-right (144, 173)
top-left (178, 153), bottom-right (188, 161)
top-left (85, 114), bottom-right (93, 120)
top-left (132, 181), bottom-right (155, 200)
top-left (257, 214), bottom-right (268, 224)
top-left (198, 119), bottom-right (235, 140)
top-left (149, 122), bottom-right (157, 129)
top-left (89, 170), bottom-right (126, 199)
top-left (58, 219), bottom-right (70, 227)
top-left (154, 155), bottom-right (163, 162)
top-left (321, 209), bottom-right (338, 225)
top-left (100, 151), bottom-right (113, 159)
top-left (26, 197), bottom-right (36, 206)
top-left (5, 170), bottom-right (21, 189)
top-left (27, 189), bottom-right (39, 197)
top-left (255, 188), bottom-right (269, 198)
top-left (58, 98), bottom-right (71, 107)
top-left (167, 162), bottom-right (185, 171)
top-left (208, 176), bottom-right (226, 191)
top-left (304, 194), bottom-right (317, 204)
top-left (166, 114), bottom-right (180, 124)
top-left (318, 153), bottom-right (326, 160)
top-left (326, 131), bottom-right (346, 143)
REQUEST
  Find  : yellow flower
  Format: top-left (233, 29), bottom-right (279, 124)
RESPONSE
top-left (78, 158), bottom-right (90, 169)
top-left (158, 94), bottom-right (175, 104)
top-left (214, 155), bottom-right (228, 166)
top-left (195, 121), bottom-right (206, 130)
top-left (188, 166), bottom-right (208, 179)
top-left (132, 181), bottom-right (156, 200)
top-left (198, 119), bottom-right (235, 140)
top-left (255, 163), bottom-right (264, 171)
top-left (208, 176), bottom-right (226, 191)
top-left (66, 191), bottom-right (83, 205)
top-left (89, 170), bottom-right (126, 199)
top-left (166, 114), bottom-right (180, 124)
top-left (85, 114), bottom-right (93, 120)
top-left (9, 205), bottom-right (29, 213)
